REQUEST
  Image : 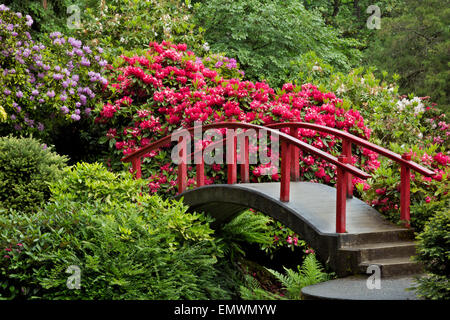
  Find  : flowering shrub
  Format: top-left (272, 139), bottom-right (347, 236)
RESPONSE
top-left (95, 41), bottom-right (378, 196)
top-left (261, 219), bottom-right (307, 254)
top-left (0, 4), bottom-right (107, 139)
top-left (290, 52), bottom-right (449, 230)
top-left (290, 52), bottom-right (450, 149)
top-left (361, 144), bottom-right (449, 231)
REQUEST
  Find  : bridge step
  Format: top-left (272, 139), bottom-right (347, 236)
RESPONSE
top-left (339, 229), bottom-right (415, 247)
top-left (359, 257), bottom-right (424, 277)
top-left (340, 241), bottom-right (417, 261)
top-left (338, 235), bottom-right (422, 277)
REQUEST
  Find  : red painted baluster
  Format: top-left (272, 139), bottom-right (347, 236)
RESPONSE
top-left (177, 136), bottom-right (187, 193)
top-left (227, 130), bottom-right (237, 184)
top-left (240, 135), bottom-right (250, 183)
top-left (131, 157), bottom-right (142, 179)
top-left (400, 153), bottom-right (411, 227)
top-left (196, 155), bottom-right (205, 187)
top-left (280, 140), bottom-right (291, 202)
top-left (342, 139), bottom-right (353, 198)
top-left (336, 155), bottom-right (348, 233)
top-left (290, 127), bottom-right (300, 181)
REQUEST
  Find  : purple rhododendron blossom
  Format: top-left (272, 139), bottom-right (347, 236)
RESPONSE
top-left (60, 106), bottom-right (69, 114)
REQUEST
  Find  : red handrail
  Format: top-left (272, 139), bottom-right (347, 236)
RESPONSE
top-left (122, 122), bottom-right (370, 179)
top-left (266, 122), bottom-right (434, 176)
top-left (267, 122), bottom-right (435, 226)
top-left (121, 121), bottom-right (430, 232)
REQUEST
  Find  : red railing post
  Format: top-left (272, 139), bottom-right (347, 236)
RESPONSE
top-left (290, 127), bottom-right (300, 181)
top-left (196, 155), bottom-right (205, 187)
top-left (227, 130), bottom-right (237, 184)
top-left (280, 139), bottom-right (291, 202)
top-left (240, 135), bottom-right (250, 183)
top-left (400, 153), bottom-right (411, 227)
top-left (336, 155), bottom-right (348, 233)
top-left (177, 136), bottom-right (187, 193)
top-left (131, 157), bottom-right (142, 179)
top-left (342, 139), bottom-right (353, 198)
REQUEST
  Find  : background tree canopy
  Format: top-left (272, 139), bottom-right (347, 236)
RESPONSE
top-left (365, 0), bottom-right (450, 114)
top-left (193, 0), bottom-right (362, 87)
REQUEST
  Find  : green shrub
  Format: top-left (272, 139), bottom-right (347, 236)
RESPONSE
top-left (266, 253), bottom-right (332, 300)
top-left (0, 162), bottom-right (230, 299)
top-left (290, 52), bottom-right (449, 148)
top-left (0, 136), bottom-right (67, 214)
top-left (416, 210), bottom-right (450, 276)
top-left (414, 210), bottom-right (450, 300)
top-left (414, 275), bottom-right (450, 300)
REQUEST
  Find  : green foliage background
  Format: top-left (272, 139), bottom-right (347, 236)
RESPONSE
top-left (194, 0), bottom-right (361, 87)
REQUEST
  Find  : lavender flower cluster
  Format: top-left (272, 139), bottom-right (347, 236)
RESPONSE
top-left (0, 4), bottom-right (108, 134)
top-left (201, 54), bottom-right (245, 79)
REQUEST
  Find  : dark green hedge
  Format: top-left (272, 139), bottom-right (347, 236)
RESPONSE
top-left (0, 136), bottom-right (67, 214)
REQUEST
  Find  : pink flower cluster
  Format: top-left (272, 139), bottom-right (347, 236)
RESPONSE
top-left (96, 41), bottom-right (378, 194)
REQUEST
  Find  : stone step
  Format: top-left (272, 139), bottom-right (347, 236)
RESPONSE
top-left (339, 229), bottom-right (416, 247)
top-left (340, 241), bottom-right (417, 261)
top-left (301, 275), bottom-right (423, 300)
top-left (359, 257), bottom-right (423, 277)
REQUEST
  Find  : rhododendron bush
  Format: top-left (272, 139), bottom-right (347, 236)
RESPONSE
top-left (0, 4), bottom-right (107, 139)
top-left (95, 41), bottom-right (379, 196)
top-left (361, 144), bottom-right (449, 231)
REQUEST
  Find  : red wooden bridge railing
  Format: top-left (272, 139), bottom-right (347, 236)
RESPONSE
top-left (122, 122), bottom-right (435, 233)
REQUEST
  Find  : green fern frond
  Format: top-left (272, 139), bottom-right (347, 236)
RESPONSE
top-left (239, 274), bottom-right (284, 300)
top-left (221, 210), bottom-right (272, 245)
top-left (265, 254), bottom-right (331, 299)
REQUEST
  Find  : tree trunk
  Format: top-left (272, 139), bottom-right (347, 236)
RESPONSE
top-left (42, 0), bottom-right (48, 10)
top-left (332, 0), bottom-right (341, 17)
top-left (354, 0), bottom-right (360, 19)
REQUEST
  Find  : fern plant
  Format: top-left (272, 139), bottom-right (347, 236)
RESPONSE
top-left (217, 210), bottom-right (273, 259)
top-left (240, 253), bottom-right (333, 300)
top-left (239, 274), bottom-right (283, 300)
top-left (268, 254), bottom-right (333, 300)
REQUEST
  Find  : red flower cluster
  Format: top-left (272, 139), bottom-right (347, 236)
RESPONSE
top-left (95, 41), bottom-right (379, 194)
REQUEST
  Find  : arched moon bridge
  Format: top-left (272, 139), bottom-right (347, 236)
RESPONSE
top-left (122, 122), bottom-right (435, 277)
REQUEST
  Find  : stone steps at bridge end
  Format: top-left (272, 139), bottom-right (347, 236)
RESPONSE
top-left (334, 229), bottom-right (422, 277)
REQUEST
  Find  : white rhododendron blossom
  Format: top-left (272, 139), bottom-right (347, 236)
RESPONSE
top-left (396, 97), bottom-right (425, 114)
